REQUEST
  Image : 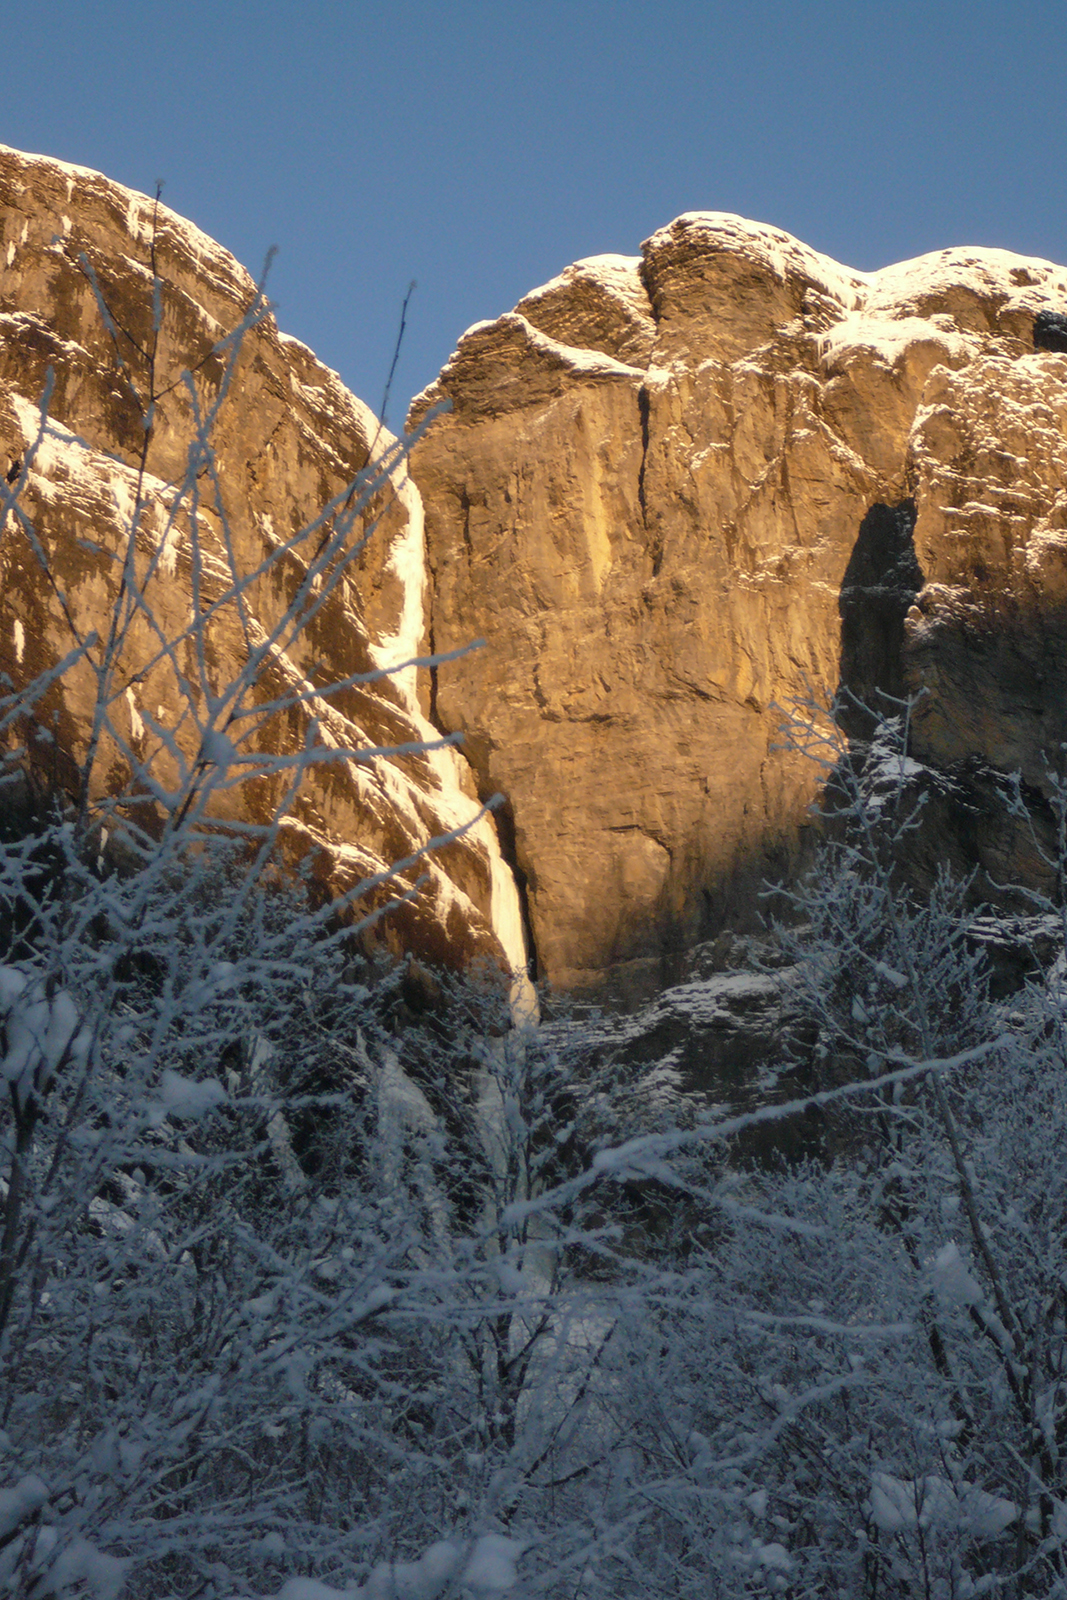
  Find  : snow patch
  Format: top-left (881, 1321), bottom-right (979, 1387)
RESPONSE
top-left (156, 517), bottom-right (178, 577)
top-left (526, 252), bottom-right (643, 297)
top-left (231, 1533), bottom-right (523, 1600)
top-left (0, 968), bottom-right (90, 1107)
top-left (516, 252), bottom-right (652, 330)
top-left (866, 245), bottom-right (1067, 320)
top-left (508, 314), bottom-right (646, 378)
top-left (446, 314), bottom-right (645, 382)
top-left (644, 211), bottom-right (869, 310)
top-left (157, 1068), bottom-right (227, 1121)
top-left (930, 1241), bottom-right (983, 1308)
top-left (9, 394), bottom-right (172, 532)
top-left (818, 311), bottom-right (967, 370)
top-left (360, 408), bottom-right (426, 707)
top-left (125, 687), bottom-right (144, 743)
top-left (869, 1472), bottom-right (1016, 1538)
top-left (0, 1474), bottom-right (48, 1538)
top-left (199, 726), bottom-right (237, 770)
top-left (125, 193), bottom-right (146, 244)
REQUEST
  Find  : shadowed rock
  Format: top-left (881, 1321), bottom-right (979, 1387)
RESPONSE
top-left (1034, 309), bottom-right (1067, 352)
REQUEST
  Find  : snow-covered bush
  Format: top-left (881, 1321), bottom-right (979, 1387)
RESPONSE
top-left (509, 699), bottom-right (1067, 1600)
top-left (0, 235), bottom-right (570, 1597)
top-left (612, 699), bottom-right (1067, 1599)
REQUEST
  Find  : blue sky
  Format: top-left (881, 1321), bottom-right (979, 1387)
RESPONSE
top-left (6, 1), bottom-right (1066, 424)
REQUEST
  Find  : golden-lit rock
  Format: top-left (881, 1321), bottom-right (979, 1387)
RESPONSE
top-left (411, 216), bottom-right (1067, 997)
top-left (0, 145), bottom-right (527, 979)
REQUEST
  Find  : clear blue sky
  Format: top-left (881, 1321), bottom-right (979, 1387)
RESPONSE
top-left (6, 1), bottom-right (1066, 425)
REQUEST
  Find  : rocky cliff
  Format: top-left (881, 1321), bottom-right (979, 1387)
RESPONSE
top-left (410, 217), bottom-right (1067, 998)
top-left (6, 143), bottom-right (1067, 1009)
top-left (0, 145), bottom-right (527, 981)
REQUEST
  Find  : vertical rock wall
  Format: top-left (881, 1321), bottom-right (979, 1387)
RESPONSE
top-left (6, 145), bottom-right (1067, 1003)
top-left (411, 216), bottom-right (1067, 998)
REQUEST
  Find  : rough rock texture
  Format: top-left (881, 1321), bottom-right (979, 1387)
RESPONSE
top-left (410, 215), bottom-right (1067, 998)
top-left (8, 147), bottom-right (1067, 1010)
top-left (0, 146), bottom-right (527, 978)
top-left (597, 967), bottom-right (798, 1103)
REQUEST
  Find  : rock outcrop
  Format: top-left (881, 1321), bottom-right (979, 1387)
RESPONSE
top-left (6, 144), bottom-right (1067, 1011)
top-left (410, 216), bottom-right (1067, 998)
top-left (0, 145), bottom-right (527, 981)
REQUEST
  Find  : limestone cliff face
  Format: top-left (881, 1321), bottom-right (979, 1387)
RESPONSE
top-left (410, 216), bottom-right (1067, 997)
top-left (0, 146), bottom-right (526, 978)
top-left (7, 145), bottom-right (1067, 1005)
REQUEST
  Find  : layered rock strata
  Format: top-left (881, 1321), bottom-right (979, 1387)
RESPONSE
top-left (0, 145), bottom-right (527, 979)
top-left (411, 218), bottom-right (1067, 997)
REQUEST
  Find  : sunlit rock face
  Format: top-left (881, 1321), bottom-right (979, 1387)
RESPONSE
top-left (410, 215), bottom-right (1067, 998)
top-left (0, 145), bottom-right (527, 979)
top-left (7, 145), bottom-right (1067, 1006)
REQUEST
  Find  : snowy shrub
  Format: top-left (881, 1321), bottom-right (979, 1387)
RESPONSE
top-left (0, 234), bottom-right (575, 1597)
top-left (502, 700), bottom-right (1067, 1600)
